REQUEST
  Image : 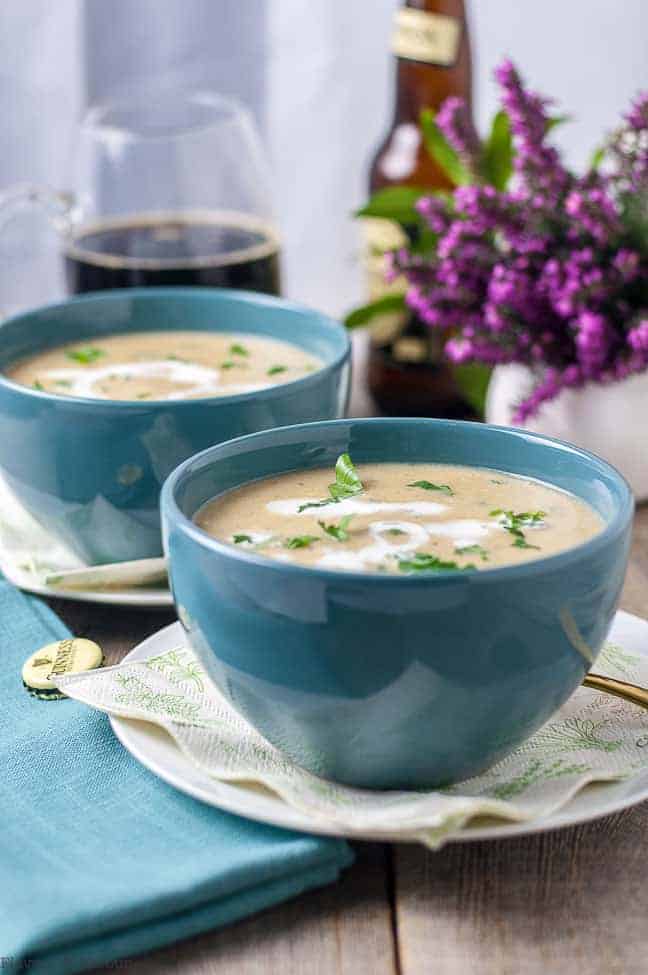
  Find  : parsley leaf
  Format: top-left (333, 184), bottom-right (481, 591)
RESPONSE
top-left (490, 509), bottom-right (545, 548)
top-left (490, 509), bottom-right (546, 530)
top-left (297, 498), bottom-right (337, 513)
top-left (220, 360), bottom-right (237, 370)
top-left (32, 380), bottom-right (44, 391)
top-left (455, 543), bottom-right (489, 561)
top-left (66, 346), bottom-right (105, 365)
top-left (233, 534), bottom-right (253, 544)
top-left (284, 535), bottom-right (319, 549)
top-left (386, 528), bottom-right (406, 536)
top-left (512, 537), bottom-right (540, 550)
top-left (319, 515), bottom-right (353, 542)
top-left (408, 480), bottom-right (454, 495)
top-left (229, 343), bottom-right (249, 357)
top-left (298, 454), bottom-right (365, 513)
top-left (329, 453), bottom-right (364, 500)
top-left (267, 365), bottom-right (287, 376)
top-left (397, 553), bottom-right (476, 573)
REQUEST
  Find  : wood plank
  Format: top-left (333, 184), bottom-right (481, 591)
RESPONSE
top-left (394, 805), bottom-right (648, 975)
top-left (394, 504), bottom-right (648, 975)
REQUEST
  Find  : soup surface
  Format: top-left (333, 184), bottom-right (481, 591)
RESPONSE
top-left (195, 454), bottom-right (603, 573)
top-left (7, 330), bottom-right (321, 401)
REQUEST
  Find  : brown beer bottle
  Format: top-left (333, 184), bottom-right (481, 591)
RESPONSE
top-left (365, 0), bottom-right (476, 417)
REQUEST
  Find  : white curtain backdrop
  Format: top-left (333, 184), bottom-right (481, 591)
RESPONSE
top-left (1, 0), bottom-right (646, 317)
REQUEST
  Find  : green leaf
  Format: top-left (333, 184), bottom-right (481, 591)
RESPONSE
top-left (545, 115), bottom-right (571, 133)
top-left (319, 515), bottom-right (353, 542)
top-left (229, 343), bottom-right (249, 357)
top-left (65, 346), bottom-right (105, 365)
top-left (398, 553), bottom-right (475, 573)
top-left (284, 535), bottom-right (319, 550)
top-left (481, 110), bottom-right (513, 190)
top-left (233, 534), bottom-right (253, 544)
top-left (297, 498), bottom-right (337, 514)
top-left (452, 362), bottom-right (492, 418)
top-left (32, 380), bottom-right (44, 390)
top-left (267, 365), bottom-right (288, 376)
top-left (220, 361), bottom-right (237, 370)
top-left (491, 509), bottom-right (546, 544)
top-left (407, 480), bottom-right (454, 495)
top-left (344, 294), bottom-right (406, 330)
top-left (420, 109), bottom-right (471, 186)
top-left (297, 453), bottom-right (365, 512)
top-left (512, 536), bottom-right (540, 550)
top-left (589, 145), bottom-right (606, 171)
top-left (355, 186), bottom-right (426, 224)
top-left (329, 453), bottom-right (363, 500)
top-left (455, 543), bottom-right (489, 561)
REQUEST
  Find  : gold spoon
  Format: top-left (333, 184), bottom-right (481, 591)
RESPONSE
top-left (583, 673), bottom-right (648, 709)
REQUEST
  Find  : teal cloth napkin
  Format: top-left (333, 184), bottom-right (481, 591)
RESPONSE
top-left (0, 581), bottom-right (353, 974)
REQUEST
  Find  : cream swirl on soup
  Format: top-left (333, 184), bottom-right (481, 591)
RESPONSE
top-left (6, 330), bottom-right (321, 401)
top-left (195, 454), bottom-right (603, 574)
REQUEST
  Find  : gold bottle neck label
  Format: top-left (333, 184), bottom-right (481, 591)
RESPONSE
top-left (392, 8), bottom-right (461, 66)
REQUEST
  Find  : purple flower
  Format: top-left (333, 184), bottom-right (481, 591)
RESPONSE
top-left (628, 320), bottom-right (648, 353)
top-left (436, 96), bottom-right (480, 163)
top-left (390, 61), bottom-right (648, 421)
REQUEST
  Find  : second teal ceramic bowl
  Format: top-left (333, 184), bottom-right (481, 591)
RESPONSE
top-left (161, 418), bottom-right (633, 790)
top-left (0, 288), bottom-right (350, 564)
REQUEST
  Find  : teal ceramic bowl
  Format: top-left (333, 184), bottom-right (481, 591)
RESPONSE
top-left (161, 418), bottom-right (633, 790)
top-left (0, 289), bottom-right (350, 564)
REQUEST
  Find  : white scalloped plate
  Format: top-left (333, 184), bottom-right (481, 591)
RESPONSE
top-left (110, 610), bottom-right (648, 843)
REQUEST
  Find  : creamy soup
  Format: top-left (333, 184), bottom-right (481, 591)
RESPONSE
top-left (7, 330), bottom-right (321, 401)
top-left (195, 454), bottom-right (603, 573)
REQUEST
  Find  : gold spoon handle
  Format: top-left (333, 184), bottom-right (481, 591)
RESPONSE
top-left (583, 673), bottom-right (648, 710)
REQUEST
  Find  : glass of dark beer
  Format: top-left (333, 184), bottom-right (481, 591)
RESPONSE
top-left (0, 89), bottom-right (280, 296)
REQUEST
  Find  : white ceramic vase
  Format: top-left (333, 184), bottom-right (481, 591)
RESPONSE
top-left (485, 363), bottom-right (648, 501)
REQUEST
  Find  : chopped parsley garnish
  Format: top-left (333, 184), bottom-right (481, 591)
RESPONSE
top-left (296, 498), bottom-right (336, 513)
top-left (220, 360), bottom-right (237, 370)
top-left (229, 343), bottom-right (249, 357)
top-left (397, 553), bottom-right (475, 573)
top-left (267, 365), bottom-right (288, 376)
top-left (65, 346), bottom-right (105, 365)
top-left (298, 453), bottom-right (364, 513)
top-left (407, 480), bottom-right (454, 496)
top-left (32, 380), bottom-right (44, 390)
top-left (166, 354), bottom-right (187, 362)
top-left (233, 534), bottom-right (253, 544)
top-left (54, 379), bottom-right (72, 387)
top-left (319, 515), bottom-right (353, 542)
top-left (490, 509), bottom-right (546, 549)
top-left (386, 528), bottom-right (406, 536)
top-left (455, 543), bottom-right (489, 561)
top-left (284, 535), bottom-right (319, 549)
top-left (136, 391), bottom-right (151, 399)
top-left (512, 536), bottom-right (540, 550)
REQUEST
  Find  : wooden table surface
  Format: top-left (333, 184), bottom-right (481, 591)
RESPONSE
top-left (47, 349), bottom-right (648, 975)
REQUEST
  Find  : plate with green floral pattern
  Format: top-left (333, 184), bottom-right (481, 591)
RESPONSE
top-left (109, 611), bottom-right (648, 844)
